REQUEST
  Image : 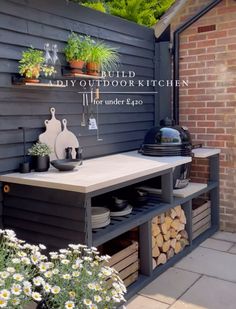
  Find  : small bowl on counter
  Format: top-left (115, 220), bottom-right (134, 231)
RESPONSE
top-left (50, 159), bottom-right (82, 171)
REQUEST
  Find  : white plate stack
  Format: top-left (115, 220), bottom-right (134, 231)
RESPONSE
top-left (110, 205), bottom-right (133, 217)
top-left (92, 207), bottom-right (110, 229)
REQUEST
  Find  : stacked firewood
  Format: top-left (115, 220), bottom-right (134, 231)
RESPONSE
top-left (152, 205), bottom-right (189, 269)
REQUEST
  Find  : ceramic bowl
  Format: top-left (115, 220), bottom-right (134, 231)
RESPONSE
top-left (50, 159), bottom-right (82, 171)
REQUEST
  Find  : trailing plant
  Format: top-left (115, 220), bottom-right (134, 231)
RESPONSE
top-left (64, 33), bottom-right (91, 62)
top-left (87, 40), bottom-right (119, 72)
top-left (81, 1), bottom-right (106, 12)
top-left (19, 47), bottom-right (56, 79)
top-left (28, 143), bottom-right (52, 157)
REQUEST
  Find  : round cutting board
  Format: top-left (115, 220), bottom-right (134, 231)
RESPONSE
top-left (38, 107), bottom-right (62, 160)
top-left (55, 119), bottom-right (79, 159)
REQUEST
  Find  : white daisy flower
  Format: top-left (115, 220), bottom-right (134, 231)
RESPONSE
top-left (32, 292), bottom-right (42, 302)
top-left (61, 259), bottom-right (70, 265)
top-left (0, 298), bottom-right (7, 307)
top-left (11, 298), bottom-right (20, 306)
top-left (51, 286), bottom-right (61, 294)
top-left (33, 276), bottom-right (44, 286)
top-left (6, 267), bottom-right (15, 273)
top-left (94, 295), bottom-right (102, 303)
top-left (0, 272), bottom-right (10, 279)
top-left (12, 258), bottom-right (20, 264)
top-left (11, 284), bottom-right (22, 296)
top-left (0, 290), bottom-right (10, 300)
top-left (65, 300), bottom-right (75, 309)
top-left (62, 274), bottom-right (71, 280)
top-left (83, 299), bottom-right (92, 305)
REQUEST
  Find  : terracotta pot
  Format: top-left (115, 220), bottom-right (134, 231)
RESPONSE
top-left (87, 62), bottom-right (100, 76)
top-left (24, 66), bottom-right (40, 83)
top-left (69, 60), bottom-right (85, 74)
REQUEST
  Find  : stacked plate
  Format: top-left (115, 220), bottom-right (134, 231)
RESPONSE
top-left (92, 207), bottom-right (110, 229)
top-left (110, 204), bottom-right (132, 217)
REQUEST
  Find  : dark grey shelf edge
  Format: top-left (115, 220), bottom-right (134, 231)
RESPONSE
top-left (173, 181), bottom-right (218, 206)
top-left (92, 202), bottom-right (170, 247)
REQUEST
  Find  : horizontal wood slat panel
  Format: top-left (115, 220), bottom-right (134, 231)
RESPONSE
top-left (0, 0), bottom-right (155, 173)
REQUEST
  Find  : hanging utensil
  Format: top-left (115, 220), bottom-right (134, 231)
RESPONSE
top-left (88, 87), bottom-right (98, 130)
top-left (81, 93), bottom-right (86, 127)
top-left (95, 87), bottom-right (103, 141)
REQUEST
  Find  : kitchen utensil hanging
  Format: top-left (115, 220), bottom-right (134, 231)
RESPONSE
top-left (38, 107), bottom-right (62, 160)
top-left (55, 119), bottom-right (79, 159)
top-left (87, 88), bottom-right (97, 130)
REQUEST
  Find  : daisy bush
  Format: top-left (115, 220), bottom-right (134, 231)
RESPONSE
top-left (35, 244), bottom-right (126, 309)
top-left (0, 229), bottom-right (47, 308)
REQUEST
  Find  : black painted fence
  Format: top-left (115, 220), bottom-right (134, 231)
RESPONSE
top-left (0, 0), bottom-right (160, 174)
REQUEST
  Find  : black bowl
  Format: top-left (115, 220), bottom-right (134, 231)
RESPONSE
top-left (50, 159), bottom-right (82, 171)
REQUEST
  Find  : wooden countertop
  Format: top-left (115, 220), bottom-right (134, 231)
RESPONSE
top-left (0, 151), bottom-right (191, 193)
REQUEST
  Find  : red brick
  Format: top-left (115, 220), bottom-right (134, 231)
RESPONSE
top-left (207, 128), bottom-right (225, 134)
top-left (198, 54), bottom-right (216, 61)
top-left (188, 89), bottom-right (205, 95)
top-left (207, 30), bottom-right (227, 39)
top-left (228, 44), bottom-right (236, 51)
top-left (198, 121), bottom-right (215, 127)
top-left (189, 34), bottom-right (207, 41)
top-left (189, 48), bottom-right (207, 55)
top-left (207, 46), bottom-right (226, 53)
top-left (181, 42), bottom-right (197, 49)
top-left (197, 39), bottom-right (216, 47)
top-left (188, 115), bottom-right (205, 120)
top-left (188, 62), bottom-right (205, 69)
top-left (216, 135), bottom-right (233, 141)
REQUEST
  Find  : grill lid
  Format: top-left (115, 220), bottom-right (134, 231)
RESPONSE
top-left (139, 118), bottom-right (192, 156)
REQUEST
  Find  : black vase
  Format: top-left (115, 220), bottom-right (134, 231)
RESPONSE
top-left (36, 301), bottom-right (49, 309)
top-left (33, 155), bottom-right (50, 172)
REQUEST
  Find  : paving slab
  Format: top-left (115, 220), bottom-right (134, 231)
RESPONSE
top-left (175, 246), bottom-right (236, 282)
top-left (126, 295), bottom-right (168, 309)
top-left (170, 275), bottom-right (236, 309)
top-left (200, 238), bottom-right (233, 251)
top-left (139, 267), bottom-right (201, 304)
top-left (228, 244), bottom-right (236, 254)
top-left (212, 231), bottom-right (236, 243)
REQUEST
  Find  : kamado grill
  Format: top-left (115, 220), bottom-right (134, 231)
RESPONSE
top-left (139, 118), bottom-right (201, 189)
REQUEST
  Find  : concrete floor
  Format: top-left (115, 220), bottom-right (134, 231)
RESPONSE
top-left (127, 231), bottom-right (236, 309)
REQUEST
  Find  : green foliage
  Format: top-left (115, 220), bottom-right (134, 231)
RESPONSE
top-left (19, 47), bottom-right (56, 78)
top-left (28, 142), bottom-right (52, 157)
top-left (82, 1), bottom-right (106, 12)
top-left (88, 40), bottom-right (119, 71)
top-left (70, 0), bottom-right (175, 27)
top-left (64, 32), bottom-right (91, 62)
top-left (18, 48), bottom-right (44, 78)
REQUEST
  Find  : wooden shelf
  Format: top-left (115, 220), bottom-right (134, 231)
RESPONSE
top-left (12, 75), bottom-right (66, 88)
top-left (62, 67), bottom-right (104, 79)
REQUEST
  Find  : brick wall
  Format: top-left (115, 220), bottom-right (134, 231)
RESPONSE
top-left (170, 0), bottom-right (236, 231)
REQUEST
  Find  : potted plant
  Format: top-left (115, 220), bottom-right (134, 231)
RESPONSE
top-left (33, 244), bottom-right (126, 309)
top-left (28, 142), bottom-right (51, 172)
top-left (86, 40), bottom-right (119, 76)
top-left (0, 229), bottom-right (47, 309)
top-left (64, 33), bottom-right (91, 74)
top-left (19, 47), bottom-right (56, 83)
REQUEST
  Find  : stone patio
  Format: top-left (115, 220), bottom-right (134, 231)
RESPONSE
top-left (127, 232), bottom-right (236, 309)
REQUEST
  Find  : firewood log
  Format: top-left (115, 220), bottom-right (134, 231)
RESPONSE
top-left (162, 240), bottom-right (171, 253)
top-left (170, 208), bottom-right (177, 219)
top-left (152, 216), bottom-right (158, 225)
top-left (152, 223), bottom-right (161, 236)
top-left (174, 241), bottom-right (182, 254)
top-left (157, 253), bottom-right (167, 265)
top-left (174, 205), bottom-right (182, 218)
top-left (157, 213), bottom-right (165, 224)
top-left (152, 246), bottom-right (160, 258)
top-left (163, 230), bottom-right (171, 241)
top-left (180, 230), bottom-right (188, 239)
top-left (171, 219), bottom-right (181, 231)
top-left (179, 209), bottom-right (187, 224)
top-left (176, 233), bottom-right (182, 240)
top-left (170, 238), bottom-right (176, 249)
top-left (152, 258), bottom-right (157, 269)
top-left (160, 222), bottom-right (169, 235)
top-left (170, 228), bottom-right (178, 239)
top-left (156, 233), bottom-right (164, 248)
top-left (152, 236), bottom-right (156, 248)
top-left (164, 216), bottom-right (173, 230)
top-left (167, 248), bottom-right (175, 260)
top-left (180, 238), bottom-right (189, 249)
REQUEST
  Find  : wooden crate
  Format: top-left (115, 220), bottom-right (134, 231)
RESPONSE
top-left (106, 240), bottom-right (139, 287)
top-left (192, 199), bottom-right (211, 239)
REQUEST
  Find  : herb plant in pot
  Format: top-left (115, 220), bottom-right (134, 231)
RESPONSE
top-left (64, 33), bottom-right (90, 74)
top-left (28, 142), bottom-right (51, 172)
top-left (19, 47), bottom-right (56, 83)
top-left (86, 40), bottom-right (119, 76)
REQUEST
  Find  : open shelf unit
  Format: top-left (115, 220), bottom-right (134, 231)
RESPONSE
top-left (1, 149), bottom-right (219, 301)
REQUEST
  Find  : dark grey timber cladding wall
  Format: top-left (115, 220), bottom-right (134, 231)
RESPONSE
top-left (0, 0), bottom-right (155, 173)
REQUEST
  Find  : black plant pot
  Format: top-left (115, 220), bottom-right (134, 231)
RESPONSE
top-left (33, 155), bottom-right (50, 172)
top-left (36, 301), bottom-right (49, 309)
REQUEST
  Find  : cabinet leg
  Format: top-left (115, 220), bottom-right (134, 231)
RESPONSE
top-left (139, 220), bottom-right (153, 276)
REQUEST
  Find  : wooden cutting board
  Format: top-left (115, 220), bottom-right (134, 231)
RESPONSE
top-left (55, 119), bottom-right (79, 159)
top-left (38, 107), bottom-right (62, 160)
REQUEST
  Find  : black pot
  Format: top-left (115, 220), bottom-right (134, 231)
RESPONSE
top-left (32, 155), bottom-right (50, 172)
